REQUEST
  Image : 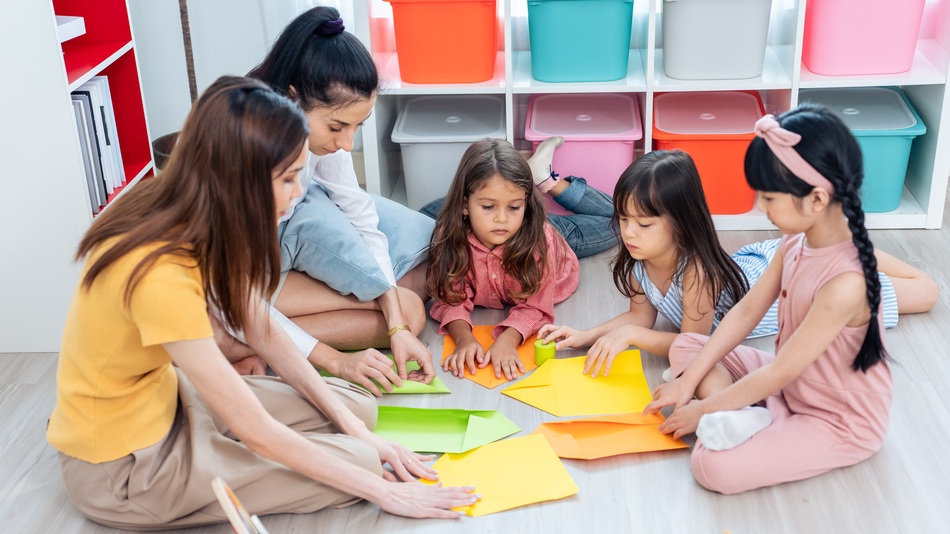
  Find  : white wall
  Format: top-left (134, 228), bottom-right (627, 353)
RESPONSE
top-left (130, 0), bottom-right (350, 141)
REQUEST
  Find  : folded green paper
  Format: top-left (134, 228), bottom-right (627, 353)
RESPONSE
top-left (375, 406), bottom-right (520, 453)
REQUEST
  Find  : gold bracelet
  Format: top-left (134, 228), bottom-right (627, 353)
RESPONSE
top-left (387, 324), bottom-right (411, 337)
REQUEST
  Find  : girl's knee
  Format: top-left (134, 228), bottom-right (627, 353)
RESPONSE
top-left (690, 447), bottom-right (750, 495)
top-left (670, 332), bottom-right (709, 377)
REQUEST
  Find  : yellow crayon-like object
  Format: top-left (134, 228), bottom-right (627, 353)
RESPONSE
top-left (534, 339), bottom-right (556, 366)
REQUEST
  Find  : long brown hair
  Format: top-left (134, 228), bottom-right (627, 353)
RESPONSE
top-left (76, 76), bottom-right (309, 333)
top-left (427, 138), bottom-right (549, 305)
top-left (611, 150), bottom-right (749, 310)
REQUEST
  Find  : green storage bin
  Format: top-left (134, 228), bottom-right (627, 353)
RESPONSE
top-left (800, 87), bottom-right (926, 213)
top-left (527, 0), bottom-right (634, 82)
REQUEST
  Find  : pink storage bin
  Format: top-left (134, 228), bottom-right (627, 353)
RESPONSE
top-left (524, 93), bottom-right (642, 214)
top-left (802, 0), bottom-right (926, 76)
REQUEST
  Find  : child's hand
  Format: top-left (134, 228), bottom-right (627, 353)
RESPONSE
top-left (486, 338), bottom-right (525, 381)
top-left (643, 376), bottom-right (695, 416)
top-left (538, 324), bottom-right (590, 350)
top-left (657, 399), bottom-right (707, 439)
top-left (584, 328), bottom-right (633, 377)
top-left (442, 338), bottom-right (485, 378)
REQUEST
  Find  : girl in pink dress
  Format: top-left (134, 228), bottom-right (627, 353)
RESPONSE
top-left (645, 104), bottom-right (905, 494)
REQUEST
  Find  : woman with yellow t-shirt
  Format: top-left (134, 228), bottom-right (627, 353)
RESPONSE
top-left (46, 76), bottom-right (476, 530)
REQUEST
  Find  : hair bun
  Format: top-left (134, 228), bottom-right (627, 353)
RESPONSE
top-left (315, 17), bottom-right (345, 37)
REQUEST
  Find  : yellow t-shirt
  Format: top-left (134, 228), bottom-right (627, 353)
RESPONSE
top-left (47, 241), bottom-right (213, 463)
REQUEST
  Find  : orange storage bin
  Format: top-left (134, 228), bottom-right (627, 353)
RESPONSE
top-left (385, 0), bottom-right (498, 84)
top-left (652, 92), bottom-right (764, 215)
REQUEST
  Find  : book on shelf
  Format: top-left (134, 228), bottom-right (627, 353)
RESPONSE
top-left (210, 477), bottom-right (269, 534)
top-left (74, 77), bottom-right (124, 192)
top-left (71, 99), bottom-right (102, 214)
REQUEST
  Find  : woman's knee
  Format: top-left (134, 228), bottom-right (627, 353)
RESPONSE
top-left (396, 286), bottom-right (427, 334)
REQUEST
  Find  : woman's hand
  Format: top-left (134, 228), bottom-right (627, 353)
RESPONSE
top-left (361, 433), bottom-right (439, 482)
top-left (442, 336), bottom-right (485, 378)
top-left (335, 349), bottom-right (403, 397)
top-left (583, 327), bottom-right (635, 378)
top-left (538, 324), bottom-right (591, 350)
top-left (376, 481), bottom-right (479, 520)
top-left (643, 376), bottom-right (696, 416)
top-left (390, 329), bottom-right (436, 384)
top-left (657, 399), bottom-right (707, 439)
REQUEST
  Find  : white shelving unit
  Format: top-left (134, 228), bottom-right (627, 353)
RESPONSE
top-left (0, 0), bottom-right (153, 352)
top-left (352, 0), bottom-right (950, 231)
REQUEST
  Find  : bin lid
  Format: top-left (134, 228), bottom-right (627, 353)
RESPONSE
top-left (525, 93), bottom-right (642, 142)
top-left (391, 95), bottom-right (506, 144)
top-left (653, 92), bottom-right (763, 139)
top-left (798, 88), bottom-right (926, 137)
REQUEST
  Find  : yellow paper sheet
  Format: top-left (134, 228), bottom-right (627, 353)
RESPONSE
top-left (502, 351), bottom-right (652, 416)
top-left (425, 434), bottom-right (579, 517)
top-left (533, 413), bottom-right (688, 460)
top-left (442, 326), bottom-right (539, 389)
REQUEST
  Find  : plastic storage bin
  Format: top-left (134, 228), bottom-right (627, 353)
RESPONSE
top-left (385, 0), bottom-right (498, 83)
top-left (527, 0), bottom-right (633, 82)
top-left (524, 93), bottom-right (642, 214)
top-left (802, 0), bottom-right (926, 76)
top-left (799, 88), bottom-right (926, 212)
top-left (652, 91), bottom-right (764, 214)
top-left (392, 95), bottom-right (506, 210)
top-left (662, 0), bottom-right (772, 80)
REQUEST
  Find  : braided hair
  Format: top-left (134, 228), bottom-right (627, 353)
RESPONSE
top-left (744, 103), bottom-right (886, 372)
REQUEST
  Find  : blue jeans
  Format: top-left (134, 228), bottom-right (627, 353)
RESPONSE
top-left (420, 176), bottom-right (616, 259)
top-left (278, 183), bottom-right (435, 302)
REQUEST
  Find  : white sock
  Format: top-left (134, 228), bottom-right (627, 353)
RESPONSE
top-left (661, 367), bottom-right (674, 383)
top-left (696, 406), bottom-right (772, 451)
top-left (527, 136), bottom-right (564, 188)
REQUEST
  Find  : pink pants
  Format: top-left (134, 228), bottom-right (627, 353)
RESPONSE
top-left (670, 333), bottom-right (882, 495)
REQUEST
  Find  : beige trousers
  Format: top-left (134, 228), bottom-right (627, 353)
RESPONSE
top-left (59, 371), bottom-right (381, 531)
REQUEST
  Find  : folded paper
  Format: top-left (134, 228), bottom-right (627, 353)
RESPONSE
top-left (502, 351), bottom-right (652, 416)
top-left (425, 434), bottom-right (579, 517)
top-left (375, 406), bottom-right (520, 453)
top-left (321, 355), bottom-right (450, 394)
top-left (533, 413), bottom-right (688, 460)
top-left (442, 326), bottom-right (539, 389)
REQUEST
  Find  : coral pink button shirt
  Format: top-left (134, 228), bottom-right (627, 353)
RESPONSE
top-left (431, 224), bottom-right (579, 341)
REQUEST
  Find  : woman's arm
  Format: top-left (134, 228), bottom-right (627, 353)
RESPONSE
top-left (164, 337), bottom-right (476, 518)
top-left (657, 271), bottom-right (869, 438)
top-left (375, 287), bottom-right (435, 383)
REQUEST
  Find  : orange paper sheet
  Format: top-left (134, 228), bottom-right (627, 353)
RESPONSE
top-left (533, 413), bottom-right (688, 460)
top-left (442, 326), bottom-right (539, 389)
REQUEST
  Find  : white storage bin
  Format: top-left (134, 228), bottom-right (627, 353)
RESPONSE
top-left (391, 95), bottom-right (506, 210)
top-left (662, 0), bottom-right (772, 80)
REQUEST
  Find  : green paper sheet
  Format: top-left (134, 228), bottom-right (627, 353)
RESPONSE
top-left (374, 406), bottom-right (520, 453)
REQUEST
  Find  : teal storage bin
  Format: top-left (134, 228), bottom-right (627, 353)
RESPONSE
top-left (527, 0), bottom-right (634, 82)
top-left (799, 87), bottom-right (926, 213)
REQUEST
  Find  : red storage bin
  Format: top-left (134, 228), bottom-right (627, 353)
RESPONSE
top-left (652, 92), bottom-right (764, 215)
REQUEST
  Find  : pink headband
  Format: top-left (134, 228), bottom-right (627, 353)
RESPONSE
top-left (753, 114), bottom-right (835, 194)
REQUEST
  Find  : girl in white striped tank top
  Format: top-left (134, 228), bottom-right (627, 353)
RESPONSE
top-left (539, 150), bottom-right (934, 378)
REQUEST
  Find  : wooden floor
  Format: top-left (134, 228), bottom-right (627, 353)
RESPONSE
top-left (4, 199), bottom-right (950, 533)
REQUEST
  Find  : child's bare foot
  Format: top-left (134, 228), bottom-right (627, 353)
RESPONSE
top-left (527, 136), bottom-right (564, 193)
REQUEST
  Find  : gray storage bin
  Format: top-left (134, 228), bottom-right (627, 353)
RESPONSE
top-left (663, 0), bottom-right (772, 80)
top-left (391, 95), bottom-right (506, 210)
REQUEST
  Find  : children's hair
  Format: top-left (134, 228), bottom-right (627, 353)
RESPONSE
top-left (76, 76), bottom-right (309, 333)
top-left (247, 6), bottom-right (378, 110)
top-left (744, 103), bottom-right (886, 372)
top-left (427, 138), bottom-right (549, 305)
top-left (611, 150), bottom-right (750, 312)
